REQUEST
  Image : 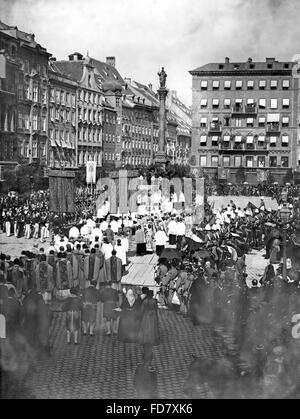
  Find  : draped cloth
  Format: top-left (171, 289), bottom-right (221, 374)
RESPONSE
top-left (35, 262), bottom-right (54, 293)
top-left (56, 259), bottom-right (73, 290)
top-left (72, 252), bottom-right (85, 289)
top-left (49, 174), bottom-right (75, 213)
top-left (24, 258), bottom-right (37, 290)
top-left (105, 256), bottom-right (122, 291)
top-left (7, 267), bottom-right (27, 297)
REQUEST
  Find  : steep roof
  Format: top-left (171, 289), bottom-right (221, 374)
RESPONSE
top-left (0, 20), bottom-right (50, 55)
top-left (54, 56), bottom-right (125, 90)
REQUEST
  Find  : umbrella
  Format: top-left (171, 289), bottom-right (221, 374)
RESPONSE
top-left (160, 248), bottom-right (182, 260)
top-left (243, 182), bottom-right (249, 185)
top-left (273, 182), bottom-right (279, 185)
top-left (193, 249), bottom-right (211, 259)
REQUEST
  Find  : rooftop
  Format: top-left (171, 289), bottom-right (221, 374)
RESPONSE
top-left (190, 57), bottom-right (293, 74)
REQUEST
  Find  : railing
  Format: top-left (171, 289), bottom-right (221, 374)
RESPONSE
top-left (266, 123), bottom-right (280, 133)
top-left (208, 122), bottom-right (222, 132)
top-left (219, 143), bottom-right (269, 151)
top-left (231, 105), bottom-right (257, 114)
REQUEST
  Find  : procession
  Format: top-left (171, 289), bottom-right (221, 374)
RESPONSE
top-left (1, 177), bottom-right (300, 398)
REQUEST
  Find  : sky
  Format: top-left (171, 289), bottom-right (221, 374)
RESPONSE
top-left (1, 0), bottom-right (300, 106)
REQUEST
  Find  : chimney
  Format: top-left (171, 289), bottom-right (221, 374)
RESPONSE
top-left (248, 57), bottom-right (252, 63)
top-left (124, 77), bottom-right (131, 85)
top-left (106, 56), bottom-right (116, 67)
top-left (49, 57), bottom-right (56, 62)
top-left (68, 52), bottom-right (83, 61)
top-left (148, 83), bottom-right (153, 90)
top-left (225, 57), bottom-right (230, 63)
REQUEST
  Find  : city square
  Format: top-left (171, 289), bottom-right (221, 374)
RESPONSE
top-left (1, 0), bottom-right (300, 402)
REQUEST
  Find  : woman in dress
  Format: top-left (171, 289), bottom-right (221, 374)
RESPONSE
top-left (118, 289), bottom-right (141, 343)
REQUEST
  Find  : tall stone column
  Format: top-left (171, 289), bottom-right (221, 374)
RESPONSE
top-left (155, 67), bottom-right (168, 167)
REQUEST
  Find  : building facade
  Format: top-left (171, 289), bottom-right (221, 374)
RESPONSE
top-left (190, 57), bottom-right (300, 183)
top-left (48, 61), bottom-right (77, 169)
top-left (0, 21), bottom-right (51, 169)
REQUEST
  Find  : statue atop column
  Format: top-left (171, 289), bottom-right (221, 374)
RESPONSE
top-left (158, 67), bottom-right (167, 89)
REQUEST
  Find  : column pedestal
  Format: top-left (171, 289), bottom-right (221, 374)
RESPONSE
top-left (155, 87), bottom-right (168, 167)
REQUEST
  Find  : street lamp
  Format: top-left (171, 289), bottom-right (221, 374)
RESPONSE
top-left (279, 204), bottom-right (292, 282)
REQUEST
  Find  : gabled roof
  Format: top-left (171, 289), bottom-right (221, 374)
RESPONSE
top-left (54, 56), bottom-right (125, 90)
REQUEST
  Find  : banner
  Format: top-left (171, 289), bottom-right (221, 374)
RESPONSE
top-left (49, 175), bottom-right (75, 213)
top-left (86, 161), bottom-right (96, 184)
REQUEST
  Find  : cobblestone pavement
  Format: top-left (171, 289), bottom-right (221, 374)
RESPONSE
top-left (23, 310), bottom-right (225, 399)
top-left (0, 233), bottom-right (49, 258)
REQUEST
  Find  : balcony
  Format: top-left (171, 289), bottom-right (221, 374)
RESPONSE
top-left (231, 104), bottom-right (257, 116)
top-left (208, 122), bottom-right (222, 133)
top-left (266, 123), bottom-right (280, 133)
top-left (219, 142), bottom-right (269, 152)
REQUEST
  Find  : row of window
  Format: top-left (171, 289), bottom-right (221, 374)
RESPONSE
top-left (78, 127), bottom-right (102, 143)
top-left (19, 142), bottom-right (46, 158)
top-left (103, 153), bottom-right (121, 162)
top-left (78, 90), bottom-right (102, 106)
top-left (78, 151), bottom-right (102, 166)
top-left (122, 141), bottom-right (158, 151)
top-left (22, 84), bottom-right (47, 104)
top-left (199, 155), bottom-right (289, 168)
top-left (18, 112), bottom-right (47, 131)
top-left (50, 88), bottom-right (76, 107)
top-left (199, 115), bottom-right (291, 128)
top-left (123, 124), bottom-right (159, 136)
top-left (200, 97), bottom-right (291, 109)
top-left (50, 107), bottom-right (76, 124)
top-left (0, 111), bottom-right (15, 132)
top-left (105, 113), bottom-right (117, 124)
top-left (122, 156), bottom-right (152, 166)
top-left (104, 134), bottom-right (121, 143)
top-left (49, 128), bottom-right (75, 143)
top-left (200, 79), bottom-right (290, 90)
top-left (199, 134), bottom-right (290, 147)
top-left (78, 108), bottom-right (102, 124)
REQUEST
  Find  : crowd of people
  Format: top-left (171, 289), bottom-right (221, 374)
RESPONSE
top-left (1, 182), bottom-right (300, 398)
top-left (206, 181), bottom-right (300, 202)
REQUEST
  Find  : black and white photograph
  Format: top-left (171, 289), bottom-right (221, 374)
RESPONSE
top-left (0, 0), bottom-right (300, 401)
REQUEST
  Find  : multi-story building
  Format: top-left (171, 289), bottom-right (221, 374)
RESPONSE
top-left (190, 57), bottom-right (300, 183)
top-left (48, 59), bottom-right (77, 169)
top-left (53, 53), bottom-right (126, 168)
top-left (0, 40), bottom-right (18, 168)
top-left (0, 20), bottom-right (51, 168)
top-left (166, 90), bottom-right (192, 165)
top-left (101, 98), bottom-right (117, 169)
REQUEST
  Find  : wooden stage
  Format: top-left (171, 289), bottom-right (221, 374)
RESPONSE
top-left (121, 252), bottom-right (159, 290)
